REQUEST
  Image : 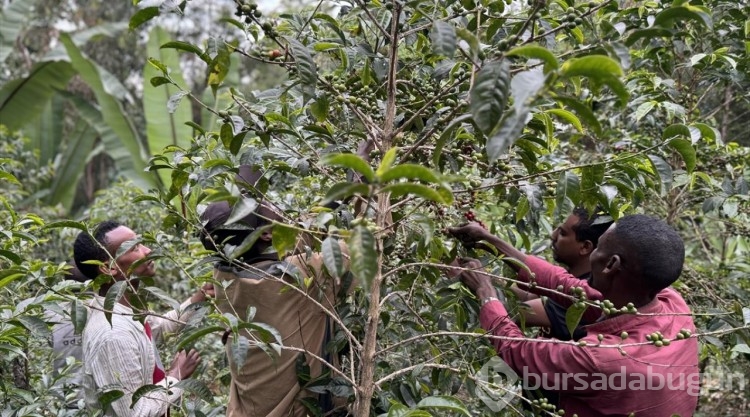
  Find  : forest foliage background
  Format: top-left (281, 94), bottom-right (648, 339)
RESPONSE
top-left (1, 0), bottom-right (749, 416)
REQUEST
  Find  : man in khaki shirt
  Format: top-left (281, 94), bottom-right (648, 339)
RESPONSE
top-left (201, 200), bottom-right (350, 417)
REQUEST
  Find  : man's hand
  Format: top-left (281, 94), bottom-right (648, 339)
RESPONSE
top-left (456, 258), bottom-right (496, 301)
top-left (444, 258), bottom-right (463, 280)
top-left (167, 349), bottom-right (201, 380)
top-left (191, 283), bottom-right (215, 304)
top-left (447, 222), bottom-right (491, 248)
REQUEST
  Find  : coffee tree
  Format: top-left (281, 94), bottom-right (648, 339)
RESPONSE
top-left (1, 0), bottom-right (749, 415)
top-left (125, 0), bottom-right (750, 415)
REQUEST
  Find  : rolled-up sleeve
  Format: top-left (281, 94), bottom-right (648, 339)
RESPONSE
top-left (479, 299), bottom-right (599, 393)
top-left (516, 256), bottom-right (603, 323)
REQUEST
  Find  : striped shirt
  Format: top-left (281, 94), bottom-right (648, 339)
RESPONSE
top-left (82, 296), bottom-right (198, 416)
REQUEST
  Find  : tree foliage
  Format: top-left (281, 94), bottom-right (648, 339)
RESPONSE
top-left (1, 0), bottom-right (750, 416)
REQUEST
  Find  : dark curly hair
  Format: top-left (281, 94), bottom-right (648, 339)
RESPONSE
top-left (73, 220), bottom-right (122, 280)
top-left (571, 207), bottom-right (613, 248)
top-left (611, 214), bottom-right (685, 294)
top-left (200, 200), bottom-right (284, 260)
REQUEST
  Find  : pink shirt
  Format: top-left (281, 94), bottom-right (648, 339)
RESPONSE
top-left (480, 256), bottom-right (699, 416)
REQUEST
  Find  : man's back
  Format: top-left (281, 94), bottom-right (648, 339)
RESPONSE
top-left (559, 288), bottom-right (699, 416)
top-left (215, 254), bottom-right (344, 417)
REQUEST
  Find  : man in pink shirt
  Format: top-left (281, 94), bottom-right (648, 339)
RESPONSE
top-left (448, 214), bottom-right (699, 416)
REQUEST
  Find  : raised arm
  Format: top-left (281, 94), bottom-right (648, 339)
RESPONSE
top-left (447, 223), bottom-right (529, 269)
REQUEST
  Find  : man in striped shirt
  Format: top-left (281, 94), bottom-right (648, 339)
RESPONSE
top-left (74, 220), bottom-right (213, 417)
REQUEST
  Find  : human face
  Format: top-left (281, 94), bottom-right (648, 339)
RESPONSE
top-left (588, 224), bottom-right (616, 292)
top-left (551, 214), bottom-right (585, 268)
top-left (105, 226), bottom-right (156, 279)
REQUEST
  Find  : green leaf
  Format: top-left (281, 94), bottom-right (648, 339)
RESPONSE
top-left (430, 21), bottom-right (456, 58)
top-left (141, 286), bottom-right (181, 312)
top-left (24, 93), bottom-right (64, 166)
top-left (546, 109), bottom-right (583, 132)
top-left (470, 60), bottom-right (511, 135)
top-left (654, 5), bottom-right (712, 29)
top-left (226, 197), bottom-right (259, 225)
top-left (61, 34), bottom-right (156, 189)
top-left (313, 42), bottom-right (341, 51)
top-left (386, 404), bottom-right (413, 417)
top-left (220, 122), bottom-right (234, 150)
top-left (580, 165), bottom-right (605, 206)
top-left (322, 236), bottom-right (344, 279)
top-left (207, 44), bottom-right (231, 92)
top-left (379, 164), bottom-right (442, 184)
top-left (130, 385), bottom-right (163, 409)
top-left (667, 138), bottom-right (696, 173)
top-left (555, 96), bottom-right (602, 136)
top-left (455, 28), bottom-right (480, 60)
top-left (144, 27), bottom-right (193, 188)
top-left (321, 183), bottom-right (371, 206)
top-left (486, 108), bottom-right (527, 163)
top-left (691, 122), bottom-right (719, 143)
top-left (322, 153), bottom-right (375, 183)
top-left (349, 225), bottom-right (377, 293)
top-left (0, 171), bottom-right (20, 185)
top-left (555, 171), bottom-right (580, 216)
top-left (287, 37), bottom-right (317, 100)
top-left (176, 325), bottom-right (226, 351)
top-left (150, 76), bottom-right (171, 87)
top-left (0, 249), bottom-right (22, 265)
top-left (0, 270), bottom-right (25, 290)
top-left (272, 223), bottom-right (299, 257)
top-left (71, 299), bottom-right (88, 335)
top-left (506, 44), bottom-right (559, 73)
top-left (129, 7), bottom-right (159, 30)
top-left (648, 155), bottom-right (673, 193)
top-left (230, 227), bottom-right (268, 261)
top-left (98, 389), bottom-right (124, 411)
top-left (565, 302), bottom-right (587, 337)
top-left (0, 61), bottom-right (76, 131)
top-left (46, 115), bottom-right (96, 209)
top-left (160, 41), bottom-right (210, 64)
top-left (662, 123), bottom-right (691, 140)
top-left (14, 315), bottom-right (50, 338)
top-left (510, 69), bottom-right (546, 112)
top-left (634, 101), bottom-right (657, 123)
top-left (309, 95), bottom-right (330, 122)
top-left (625, 28), bottom-right (675, 47)
top-left (103, 281), bottom-right (128, 326)
top-left (433, 113), bottom-right (472, 166)
top-left (377, 147), bottom-right (399, 178)
top-left (560, 55), bottom-right (628, 106)
top-left (416, 396), bottom-right (471, 416)
top-left (242, 321), bottom-right (284, 346)
top-left (173, 379), bottom-right (213, 402)
top-left (166, 90), bottom-right (189, 113)
top-left (382, 183), bottom-right (453, 205)
top-left (230, 334), bottom-right (250, 370)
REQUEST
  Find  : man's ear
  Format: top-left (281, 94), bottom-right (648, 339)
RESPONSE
top-left (579, 240), bottom-right (594, 256)
top-left (98, 262), bottom-right (118, 279)
top-left (602, 254), bottom-right (622, 274)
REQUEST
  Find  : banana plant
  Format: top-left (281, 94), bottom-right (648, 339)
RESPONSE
top-left (0, 16), bottom-right (199, 211)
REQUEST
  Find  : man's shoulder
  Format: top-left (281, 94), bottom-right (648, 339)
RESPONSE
top-left (656, 287), bottom-right (691, 313)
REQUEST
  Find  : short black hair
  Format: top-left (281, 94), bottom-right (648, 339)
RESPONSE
top-left (612, 215), bottom-right (685, 293)
top-left (200, 200), bottom-right (283, 255)
top-left (73, 220), bottom-right (122, 280)
top-left (571, 207), bottom-right (613, 248)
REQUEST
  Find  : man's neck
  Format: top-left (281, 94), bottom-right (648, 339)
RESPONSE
top-left (567, 263), bottom-right (590, 278)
